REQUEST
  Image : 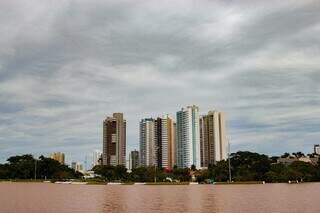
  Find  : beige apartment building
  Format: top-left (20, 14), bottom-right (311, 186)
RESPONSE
top-left (49, 152), bottom-right (65, 165)
top-left (200, 111), bottom-right (227, 167)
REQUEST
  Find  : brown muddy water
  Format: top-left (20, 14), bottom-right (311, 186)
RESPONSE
top-left (0, 182), bottom-right (319, 213)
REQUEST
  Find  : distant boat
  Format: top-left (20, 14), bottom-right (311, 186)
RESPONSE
top-left (134, 183), bottom-right (146, 185)
top-left (107, 182), bottom-right (122, 185)
top-left (189, 182), bottom-right (199, 185)
top-left (71, 182), bottom-right (87, 185)
top-left (55, 181), bottom-right (71, 184)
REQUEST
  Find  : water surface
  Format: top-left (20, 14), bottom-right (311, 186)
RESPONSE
top-left (0, 182), bottom-right (319, 213)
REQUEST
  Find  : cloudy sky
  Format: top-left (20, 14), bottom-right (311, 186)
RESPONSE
top-left (0, 0), bottom-right (319, 164)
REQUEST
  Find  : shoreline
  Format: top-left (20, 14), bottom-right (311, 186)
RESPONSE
top-left (1, 180), bottom-right (317, 185)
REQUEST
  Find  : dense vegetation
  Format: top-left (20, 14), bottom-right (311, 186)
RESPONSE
top-left (92, 165), bottom-right (191, 182)
top-left (204, 151), bottom-right (320, 182)
top-left (1, 151), bottom-right (320, 183)
top-left (0, 155), bottom-right (82, 180)
top-left (92, 151), bottom-right (320, 183)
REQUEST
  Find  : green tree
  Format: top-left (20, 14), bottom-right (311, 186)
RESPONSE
top-left (173, 167), bottom-right (190, 182)
top-left (231, 151), bottom-right (271, 181)
top-left (1, 154), bottom-right (81, 180)
top-left (114, 165), bottom-right (127, 181)
top-left (129, 167), bottom-right (154, 182)
top-left (93, 165), bottom-right (115, 181)
top-left (281, 153), bottom-right (290, 158)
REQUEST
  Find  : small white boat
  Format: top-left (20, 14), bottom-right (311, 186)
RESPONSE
top-left (189, 182), bottom-right (199, 185)
top-left (55, 181), bottom-right (72, 184)
top-left (71, 182), bottom-right (87, 185)
top-left (134, 182), bottom-right (146, 185)
top-left (107, 182), bottom-right (122, 185)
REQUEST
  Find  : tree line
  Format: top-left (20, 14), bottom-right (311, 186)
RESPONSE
top-left (0, 155), bottom-right (82, 180)
top-left (1, 151), bottom-right (320, 182)
top-left (92, 151), bottom-right (320, 183)
top-left (203, 151), bottom-right (320, 182)
top-left (92, 165), bottom-right (191, 182)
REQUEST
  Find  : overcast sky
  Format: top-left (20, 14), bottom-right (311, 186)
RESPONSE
top-left (0, 0), bottom-right (319, 164)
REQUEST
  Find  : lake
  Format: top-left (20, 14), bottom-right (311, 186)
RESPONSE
top-left (0, 182), bottom-right (319, 213)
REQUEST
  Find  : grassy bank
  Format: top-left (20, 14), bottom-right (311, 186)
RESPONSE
top-left (1, 179), bottom-right (46, 183)
top-left (145, 182), bottom-right (190, 185)
top-left (214, 181), bottom-right (265, 185)
top-left (3, 179), bottom-right (316, 185)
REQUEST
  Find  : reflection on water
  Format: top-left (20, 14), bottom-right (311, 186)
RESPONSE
top-left (0, 182), bottom-right (320, 213)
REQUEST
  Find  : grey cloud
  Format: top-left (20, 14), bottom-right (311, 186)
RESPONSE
top-left (0, 0), bottom-right (319, 163)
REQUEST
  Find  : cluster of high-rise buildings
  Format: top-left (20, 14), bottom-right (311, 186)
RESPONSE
top-left (48, 118), bottom-right (318, 172)
top-left (49, 152), bottom-right (85, 172)
top-left (49, 152), bottom-right (65, 165)
top-left (102, 105), bottom-right (227, 169)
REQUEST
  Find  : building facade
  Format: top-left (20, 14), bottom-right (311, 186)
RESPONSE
top-left (129, 150), bottom-right (139, 170)
top-left (49, 152), bottom-right (65, 165)
top-left (71, 162), bottom-right (84, 172)
top-left (139, 118), bottom-right (156, 167)
top-left (92, 150), bottom-right (102, 168)
top-left (314, 145), bottom-right (320, 155)
top-left (139, 115), bottom-right (176, 169)
top-left (176, 105), bottom-right (201, 168)
top-left (103, 113), bottom-right (126, 166)
top-left (155, 115), bottom-right (176, 169)
top-left (200, 111), bottom-right (227, 167)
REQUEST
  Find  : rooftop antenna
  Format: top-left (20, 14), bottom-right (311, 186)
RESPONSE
top-left (85, 155), bottom-right (88, 171)
top-left (228, 138), bottom-right (232, 183)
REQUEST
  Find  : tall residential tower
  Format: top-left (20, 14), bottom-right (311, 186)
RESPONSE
top-left (92, 150), bottom-right (102, 168)
top-left (200, 111), bottom-right (227, 167)
top-left (139, 115), bottom-right (176, 169)
top-left (155, 115), bottom-right (176, 169)
top-left (129, 150), bottom-right (139, 170)
top-left (176, 105), bottom-right (201, 168)
top-left (139, 118), bottom-right (156, 167)
top-left (103, 113), bottom-right (126, 166)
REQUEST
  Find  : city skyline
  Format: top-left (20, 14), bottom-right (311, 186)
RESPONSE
top-left (1, 0), bottom-right (319, 164)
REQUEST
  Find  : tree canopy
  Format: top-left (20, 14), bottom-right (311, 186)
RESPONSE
top-left (0, 155), bottom-right (82, 180)
top-left (1, 151), bottom-right (320, 183)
